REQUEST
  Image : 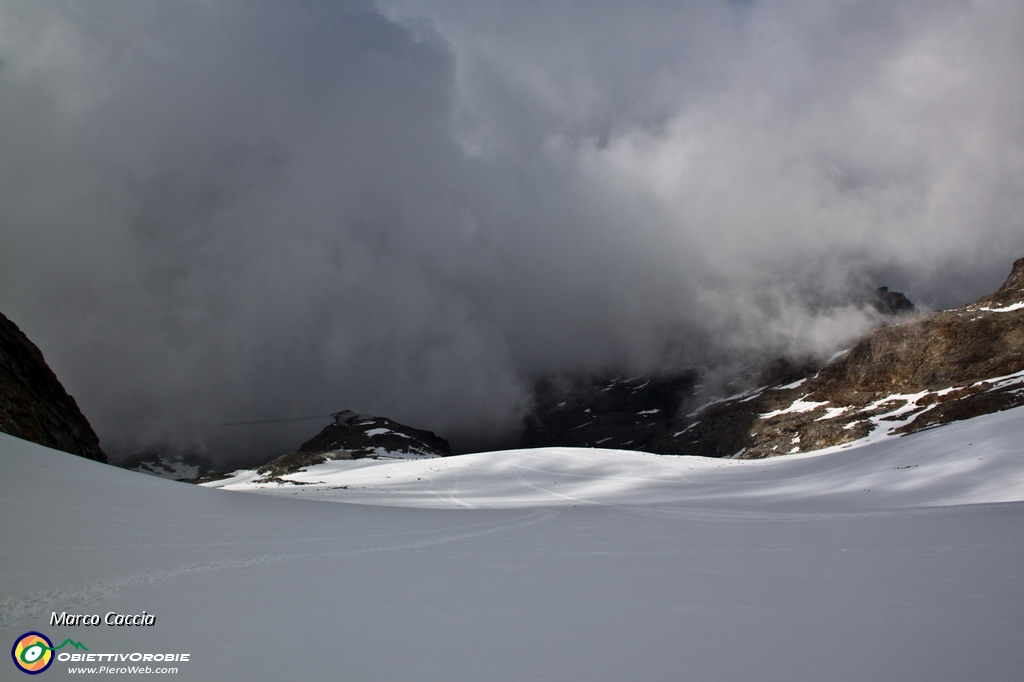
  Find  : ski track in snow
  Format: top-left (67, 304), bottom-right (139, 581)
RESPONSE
top-left (0, 509), bottom-right (556, 626)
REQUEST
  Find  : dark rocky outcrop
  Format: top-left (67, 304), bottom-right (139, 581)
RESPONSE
top-left (120, 448), bottom-right (217, 481)
top-left (0, 312), bottom-right (106, 462)
top-left (520, 372), bottom-right (698, 452)
top-left (299, 410), bottom-right (452, 458)
top-left (872, 286), bottom-right (916, 316)
top-left (248, 410), bottom-right (453, 483)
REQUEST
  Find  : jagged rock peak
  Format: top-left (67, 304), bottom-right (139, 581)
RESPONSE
top-left (1003, 256), bottom-right (1024, 292)
top-left (299, 410), bottom-right (451, 459)
top-left (872, 286), bottom-right (916, 315)
top-left (977, 256), bottom-right (1024, 307)
top-left (0, 312), bottom-right (106, 462)
top-left (243, 410), bottom-right (452, 484)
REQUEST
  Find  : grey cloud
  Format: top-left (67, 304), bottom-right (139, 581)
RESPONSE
top-left (2, 0), bottom-right (1022, 463)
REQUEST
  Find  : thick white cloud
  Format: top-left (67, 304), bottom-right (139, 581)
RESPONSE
top-left (2, 0), bottom-right (1022, 461)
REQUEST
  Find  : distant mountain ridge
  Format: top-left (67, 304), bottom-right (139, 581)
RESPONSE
top-left (521, 258), bottom-right (1024, 459)
top-left (171, 410), bottom-right (453, 484)
top-left (298, 409), bottom-right (453, 459)
top-left (0, 312), bottom-right (106, 462)
top-left (520, 372), bottom-right (699, 452)
top-left (130, 257), bottom-right (1024, 480)
top-left (659, 257), bottom-right (1024, 458)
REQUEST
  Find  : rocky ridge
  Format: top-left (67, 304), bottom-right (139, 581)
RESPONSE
top-left (658, 257), bottom-right (1024, 458)
top-left (520, 372), bottom-right (699, 452)
top-left (120, 449), bottom-right (219, 481)
top-left (127, 410), bottom-right (453, 483)
top-left (140, 258), bottom-right (1023, 479)
top-left (239, 410), bottom-right (452, 484)
top-left (522, 259), bottom-right (1024, 459)
top-left (0, 312), bottom-right (106, 462)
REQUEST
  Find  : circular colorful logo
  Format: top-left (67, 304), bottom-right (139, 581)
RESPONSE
top-left (11, 632), bottom-right (54, 675)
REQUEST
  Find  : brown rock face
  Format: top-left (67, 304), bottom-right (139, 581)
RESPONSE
top-left (664, 256), bottom-right (1024, 459)
top-left (0, 312), bottom-right (106, 462)
top-left (824, 310), bottom-right (1023, 393)
top-left (522, 260), bottom-right (1023, 460)
top-left (979, 256), bottom-right (1024, 308)
top-left (824, 258), bottom-right (1024, 393)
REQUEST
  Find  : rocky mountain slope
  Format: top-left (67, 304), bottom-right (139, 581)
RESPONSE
top-left (119, 448), bottom-right (219, 481)
top-left (246, 410), bottom-right (452, 484)
top-left (136, 258), bottom-right (1021, 479)
top-left (172, 410), bottom-right (453, 483)
top-left (523, 259), bottom-right (1024, 459)
top-left (663, 257), bottom-right (1024, 458)
top-left (0, 312), bottom-right (106, 462)
top-left (520, 372), bottom-right (699, 452)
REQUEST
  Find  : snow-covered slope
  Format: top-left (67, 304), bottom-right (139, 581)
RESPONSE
top-left (4, 410), bottom-right (1024, 681)
top-left (207, 407), bottom-right (1024, 510)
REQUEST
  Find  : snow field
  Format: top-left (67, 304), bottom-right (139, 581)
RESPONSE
top-left (3, 407), bottom-right (1024, 681)
top-left (208, 407), bottom-right (1024, 511)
